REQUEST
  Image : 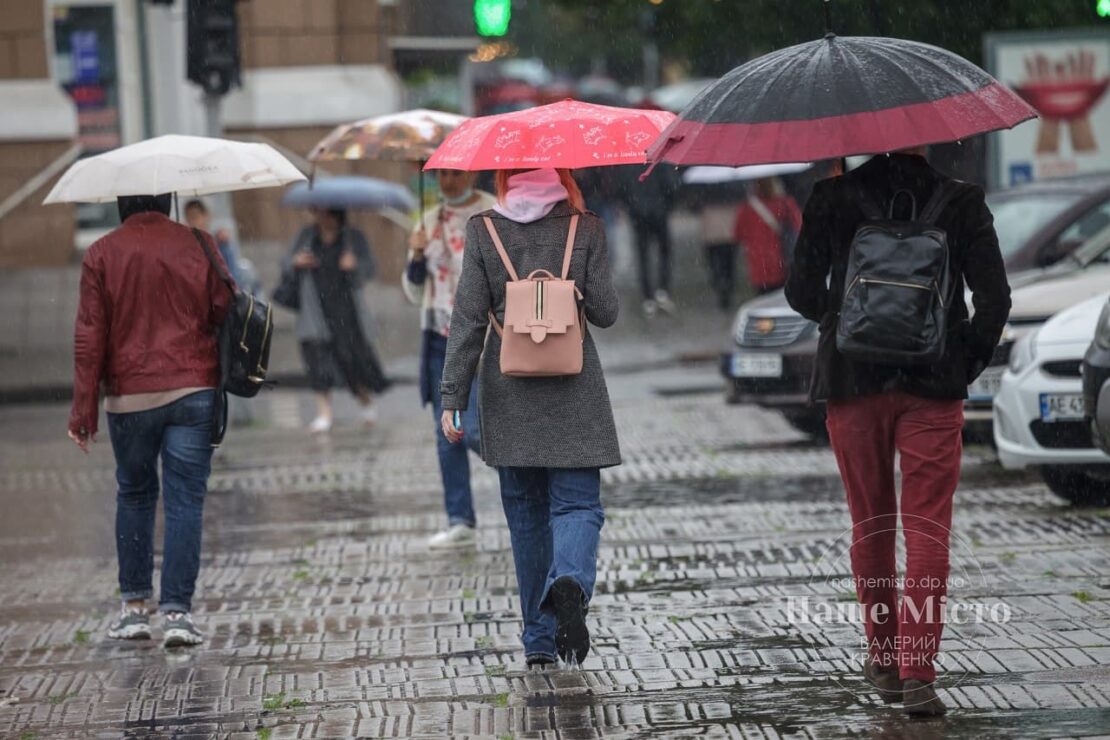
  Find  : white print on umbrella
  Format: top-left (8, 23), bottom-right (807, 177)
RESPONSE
top-left (625, 130), bottom-right (653, 149)
top-left (535, 135), bottom-right (566, 154)
top-left (494, 130), bottom-right (522, 149)
top-left (434, 121), bottom-right (493, 162)
top-left (582, 126), bottom-right (607, 146)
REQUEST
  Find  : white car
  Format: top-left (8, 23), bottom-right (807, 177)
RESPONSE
top-left (994, 292), bottom-right (1110, 505)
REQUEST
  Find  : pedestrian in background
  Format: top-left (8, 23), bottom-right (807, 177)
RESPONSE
top-left (403, 169), bottom-right (496, 548)
top-left (69, 193), bottom-right (231, 648)
top-left (615, 164), bottom-right (679, 317)
top-left (282, 208), bottom-right (389, 434)
top-left (735, 177), bottom-right (802, 294)
top-left (785, 148), bottom-right (1010, 716)
top-left (439, 168), bottom-right (621, 667)
top-left (697, 189), bottom-right (743, 312)
top-left (184, 199), bottom-right (244, 287)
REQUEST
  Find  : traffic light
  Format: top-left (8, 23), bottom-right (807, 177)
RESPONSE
top-left (1099, 0), bottom-right (1110, 18)
top-left (186, 0), bottom-right (241, 96)
top-left (474, 0), bottom-right (511, 37)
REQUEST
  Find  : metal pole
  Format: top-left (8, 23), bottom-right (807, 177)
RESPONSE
top-left (202, 92), bottom-right (238, 242)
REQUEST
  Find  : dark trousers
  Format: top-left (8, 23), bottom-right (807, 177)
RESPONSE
top-left (826, 391), bottom-right (964, 682)
top-left (632, 213), bottom-right (672, 299)
top-left (705, 241), bottom-right (736, 311)
top-left (106, 390), bottom-right (215, 614)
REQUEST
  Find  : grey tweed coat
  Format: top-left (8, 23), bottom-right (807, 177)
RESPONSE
top-left (440, 202), bottom-right (622, 469)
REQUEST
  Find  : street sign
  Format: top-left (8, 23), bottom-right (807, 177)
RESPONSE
top-left (70, 30), bottom-right (99, 85)
top-left (985, 30), bottom-right (1110, 188)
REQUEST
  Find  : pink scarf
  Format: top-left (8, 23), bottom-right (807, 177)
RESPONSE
top-left (493, 169), bottom-right (569, 223)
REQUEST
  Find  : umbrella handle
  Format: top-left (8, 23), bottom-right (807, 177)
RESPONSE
top-left (418, 159), bottom-right (425, 222)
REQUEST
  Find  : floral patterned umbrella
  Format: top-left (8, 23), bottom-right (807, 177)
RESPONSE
top-left (310, 109), bottom-right (470, 219)
top-left (309, 109), bottom-right (470, 163)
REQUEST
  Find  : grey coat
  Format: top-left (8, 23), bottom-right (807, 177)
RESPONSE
top-left (440, 202), bottom-right (621, 469)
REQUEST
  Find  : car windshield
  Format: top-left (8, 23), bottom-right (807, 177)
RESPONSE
top-left (986, 192), bottom-right (1082, 262)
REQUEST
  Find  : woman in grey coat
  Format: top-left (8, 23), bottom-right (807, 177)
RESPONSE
top-left (440, 168), bottom-right (621, 667)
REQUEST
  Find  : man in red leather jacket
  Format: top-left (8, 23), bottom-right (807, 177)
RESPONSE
top-left (68, 193), bottom-right (232, 649)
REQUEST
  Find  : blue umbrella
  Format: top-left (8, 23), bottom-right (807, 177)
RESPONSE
top-left (282, 175), bottom-right (416, 212)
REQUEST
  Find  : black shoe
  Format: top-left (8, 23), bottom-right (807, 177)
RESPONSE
top-left (903, 679), bottom-right (947, 717)
top-left (525, 653), bottom-right (556, 669)
top-left (550, 576), bottom-right (590, 665)
top-left (862, 657), bottom-right (904, 704)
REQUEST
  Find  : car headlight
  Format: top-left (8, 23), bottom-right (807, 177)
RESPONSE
top-left (1009, 329), bottom-right (1039, 375)
top-left (1095, 300), bottom-right (1110, 351)
top-left (732, 309), bottom-right (748, 345)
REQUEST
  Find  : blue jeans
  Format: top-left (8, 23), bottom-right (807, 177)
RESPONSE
top-left (426, 333), bottom-right (481, 527)
top-left (106, 390), bottom-right (215, 614)
top-left (498, 467), bottom-right (604, 658)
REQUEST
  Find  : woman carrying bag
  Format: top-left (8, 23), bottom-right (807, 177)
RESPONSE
top-left (439, 168), bottom-right (621, 667)
top-left (277, 208), bottom-right (389, 434)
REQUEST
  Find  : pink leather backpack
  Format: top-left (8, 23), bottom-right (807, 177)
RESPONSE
top-left (483, 215), bottom-right (584, 378)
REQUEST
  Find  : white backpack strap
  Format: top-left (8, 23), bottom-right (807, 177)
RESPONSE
top-left (560, 215), bottom-right (579, 280)
top-left (748, 196), bottom-right (780, 232)
top-left (483, 216), bottom-right (520, 282)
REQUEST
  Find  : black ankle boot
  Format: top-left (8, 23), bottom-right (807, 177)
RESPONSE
top-left (550, 576), bottom-right (590, 664)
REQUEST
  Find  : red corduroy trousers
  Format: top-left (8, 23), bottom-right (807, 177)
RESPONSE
top-left (826, 391), bottom-right (964, 682)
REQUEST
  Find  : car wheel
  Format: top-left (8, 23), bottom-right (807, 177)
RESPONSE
top-left (1041, 465), bottom-right (1110, 506)
top-left (783, 411), bottom-right (828, 441)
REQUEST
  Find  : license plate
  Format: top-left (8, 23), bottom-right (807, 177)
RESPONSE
top-left (968, 366), bottom-right (1004, 401)
top-left (731, 352), bottom-right (783, 378)
top-left (1039, 393), bottom-right (1085, 422)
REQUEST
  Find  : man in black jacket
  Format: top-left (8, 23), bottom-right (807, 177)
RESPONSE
top-left (785, 150), bottom-right (1010, 716)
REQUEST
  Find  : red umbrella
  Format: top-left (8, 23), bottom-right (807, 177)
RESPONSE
top-left (424, 99), bottom-right (676, 171)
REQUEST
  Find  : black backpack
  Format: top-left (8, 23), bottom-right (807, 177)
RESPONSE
top-left (835, 182), bottom-right (962, 367)
top-left (191, 228), bottom-right (274, 399)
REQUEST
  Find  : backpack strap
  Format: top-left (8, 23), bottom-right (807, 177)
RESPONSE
top-left (191, 228), bottom-right (235, 296)
top-left (888, 189), bottom-right (917, 220)
top-left (560, 215), bottom-right (579, 279)
top-left (482, 216), bottom-right (520, 282)
top-left (918, 180), bottom-right (963, 225)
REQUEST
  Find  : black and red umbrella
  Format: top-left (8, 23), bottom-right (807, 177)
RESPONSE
top-left (646, 34), bottom-right (1037, 168)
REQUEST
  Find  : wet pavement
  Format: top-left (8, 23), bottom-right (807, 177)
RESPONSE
top-left (1, 364), bottom-right (1109, 739)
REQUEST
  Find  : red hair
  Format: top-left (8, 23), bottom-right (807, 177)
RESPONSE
top-left (495, 168), bottom-right (585, 212)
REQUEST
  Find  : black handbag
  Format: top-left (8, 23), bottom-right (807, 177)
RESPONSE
top-left (272, 266), bottom-right (301, 310)
top-left (191, 228), bottom-right (274, 399)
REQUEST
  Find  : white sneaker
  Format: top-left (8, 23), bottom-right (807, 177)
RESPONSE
top-left (427, 524), bottom-right (476, 549)
top-left (107, 608), bottom-right (151, 640)
top-left (642, 299), bottom-right (658, 318)
top-left (308, 416), bottom-right (332, 434)
top-left (654, 290), bottom-right (677, 315)
top-left (162, 611), bottom-right (204, 648)
top-left (361, 404), bottom-right (379, 428)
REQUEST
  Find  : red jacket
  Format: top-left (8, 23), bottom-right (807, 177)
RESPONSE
top-left (69, 212), bottom-right (232, 435)
top-left (734, 194), bottom-right (803, 290)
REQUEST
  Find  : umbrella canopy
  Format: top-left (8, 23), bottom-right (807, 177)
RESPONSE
top-left (424, 99), bottom-right (676, 171)
top-left (647, 35), bottom-right (1038, 168)
top-left (44, 135), bottom-right (305, 204)
top-left (281, 176), bottom-right (416, 212)
top-left (682, 162), bottom-right (812, 185)
top-left (310, 109), bottom-right (469, 163)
